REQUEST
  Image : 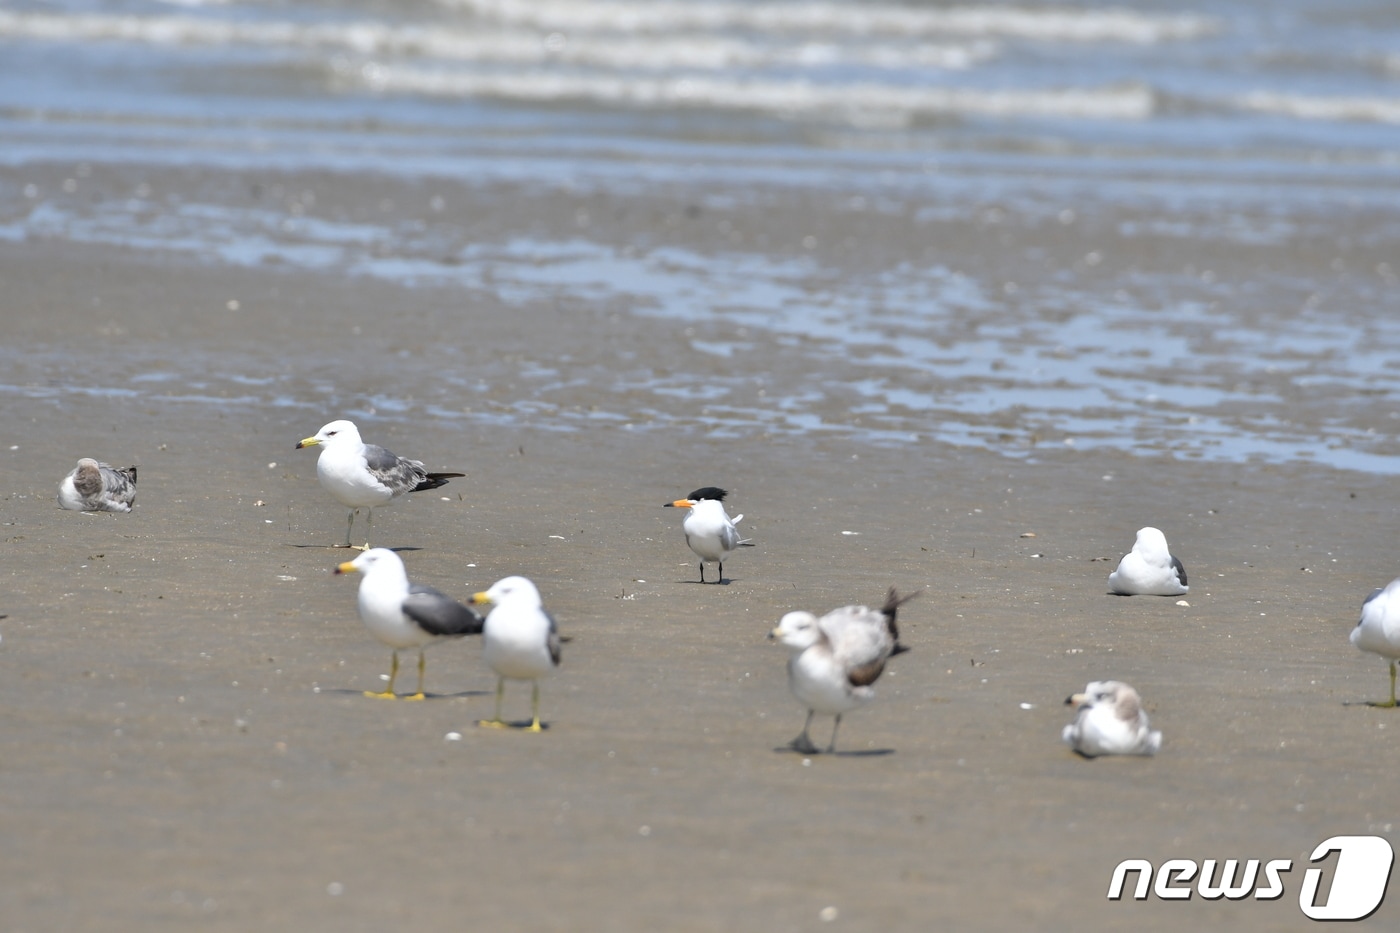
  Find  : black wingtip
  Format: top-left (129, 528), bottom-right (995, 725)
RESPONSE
top-left (414, 472), bottom-right (465, 492)
top-left (125, 466), bottom-right (138, 485)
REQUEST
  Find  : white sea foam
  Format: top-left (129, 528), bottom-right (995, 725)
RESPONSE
top-left (343, 65), bottom-right (1158, 122)
top-left (0, 11), bottom-right (995, 71)
top-left (1236, 91), bottom-right (1400, 125)
top-left (441, 0), bottom-right (1218, 43)
top-left (0, 5), bottom-right (1216, 66)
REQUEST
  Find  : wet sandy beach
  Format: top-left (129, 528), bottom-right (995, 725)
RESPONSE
top-left (3, 229), bottom-right (1398, 931)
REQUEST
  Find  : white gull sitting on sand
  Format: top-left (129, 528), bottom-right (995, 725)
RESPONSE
top-left (1062, 680), bottom-right (1161, 757)
top-left (1108, 527), bottom-right (1188, 596)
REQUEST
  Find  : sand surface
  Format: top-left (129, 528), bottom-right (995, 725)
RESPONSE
top-left (3, 238), bottom-right (1397, 932)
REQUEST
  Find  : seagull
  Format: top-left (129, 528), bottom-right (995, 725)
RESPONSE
top-left (768, 588), bottom-right (916, 754)
top-left (1108, 527), bottom-right (1189, 596)
top-left (57, 459), bottom-right (137, 512)
top-left (1352, 577), bottom-right (1400, 708)
top-left (1062, 681), bottom-right (1162, 757)
top-left (296, 419), bottom-right (464, 549)
top-left (334, 548), bottom-right (483, 699)
top-left (471, 576), bottom-right (562, 732)
top-left (664, 486), bottom-right (751, 583)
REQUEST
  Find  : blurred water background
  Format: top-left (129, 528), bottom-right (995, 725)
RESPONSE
top-left (2, 0), bottom-right (1398, 471)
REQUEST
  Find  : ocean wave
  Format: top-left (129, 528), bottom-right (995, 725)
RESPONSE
top-left (0, 11), bottom-right (994, 71)
top-left (341, 63), bottom-right (1158, 121)
top-left (440, 0), bottom-right (1219, 43)
top-left (1237, 91), bottom-right (1400, 125)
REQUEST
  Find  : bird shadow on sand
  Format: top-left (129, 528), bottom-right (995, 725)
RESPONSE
top-left (317, 687), bottom-right (493, 700)
top-left (771, 746), bottom-right (895, 758)
top-left (678, 578), bottom-right (736, 586)
top-left (477, 720), bottom-right (553, 731)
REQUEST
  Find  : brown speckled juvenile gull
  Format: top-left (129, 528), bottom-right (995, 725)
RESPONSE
top-left (57, 458), bottom-right (137, 512)
top-left (768, 588), bottom-right (915, 754)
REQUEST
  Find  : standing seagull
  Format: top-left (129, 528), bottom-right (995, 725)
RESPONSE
top-left (769, 588), bottom-right (915, 754)
top-left (296, 419), bottom-right (464, 549)
top-left (334, 548), bottom-right (483, 699)
top-left (57, 459), bottom-right (137, 512)
top-left (1108, 527), bottom-right (1189, 596)
top-left (1062, 680), bottom-right (1162, 757)
top-left (1352, 577), bottom-right (1400, 708)
top-left (664, 486), bottom-right (751, 583)
top-left (472, 576), bottom-right (562, 732)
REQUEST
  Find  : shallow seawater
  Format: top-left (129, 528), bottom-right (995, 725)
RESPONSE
top-left (1, 0), bottom-right (1399, 471)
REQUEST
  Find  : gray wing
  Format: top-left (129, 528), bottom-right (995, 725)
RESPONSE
top-left (1359, 585), bottom-right (1389, 627)
top-left (101, 464), bottom-right (138, 505)
top-left (1170, 555), bottom-right (1188, 587)
top-left (402, 583), bottom-right (484, 637)
top-left (362, 444), bottom-right (430, 497)
top-left (821, 604), bottom-right (895, 685)
top-left (546, 609), bottom-right (562, 667)
top-left (719, 520), bottom-right (744, 551)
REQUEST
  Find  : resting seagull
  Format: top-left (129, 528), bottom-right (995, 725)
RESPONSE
top-left (769, 588), bottom-right (915, 754)
top-left (1062, 680), bottom-right (1161, 757)
top-left (1108, 527), bottom-right (1189, 596)
top-left (57, 459), bottom-right (137, 512)
top-left (664, 486), bottom-right (751, 583)
top-left (334, 548), bottom-right (483, 699)
top-left (472, 576), bottom-right (562, 732)
top-left (296, 419), bottom-right (464, 549)
top-left (1352, 577), bottom-right (1400, 708)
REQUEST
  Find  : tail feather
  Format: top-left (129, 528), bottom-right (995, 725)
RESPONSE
top-left (881, 587), bottom-right (923, 649)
